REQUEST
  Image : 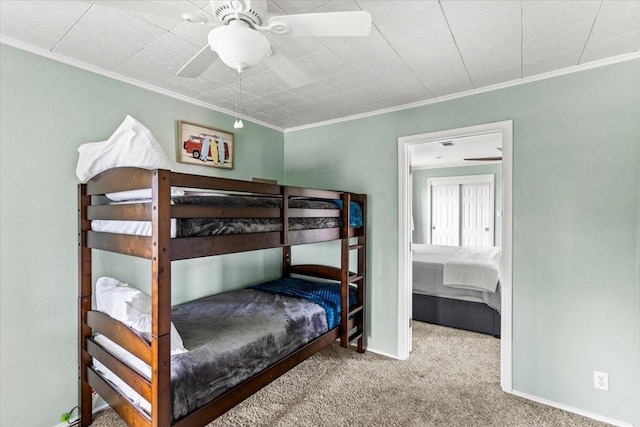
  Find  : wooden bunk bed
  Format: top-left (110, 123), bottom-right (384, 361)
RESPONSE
top-left (78, 167), bottom-right (367, 427)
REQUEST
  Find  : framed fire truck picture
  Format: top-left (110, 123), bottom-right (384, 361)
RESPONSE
top-left (177, 121), bottom-right (234, 169)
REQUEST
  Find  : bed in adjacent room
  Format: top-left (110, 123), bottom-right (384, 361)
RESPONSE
top-left (412, 244), bottom-right (501, 337)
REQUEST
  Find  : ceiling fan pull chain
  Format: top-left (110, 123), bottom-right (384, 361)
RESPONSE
top-left (234, 71), bottom-right (244, 129)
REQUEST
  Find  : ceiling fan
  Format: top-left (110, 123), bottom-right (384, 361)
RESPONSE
top-left (90, 0), bottom-right (372, 88)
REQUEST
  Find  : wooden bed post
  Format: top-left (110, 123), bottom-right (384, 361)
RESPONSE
top-left (339, 193), bottom-right (350, 347)
top-left (282, 247), bottom-right (291, 277)
top-left (150, 169), bottom-right (172, 427)
top-left (78, 184), bottom-right (93, 426)
top-left (282, 185), bottom-right (291, 278)
top-left (281, 186), bottom-right (289, 247)
top-left (356, 195), bottom-right (367, 353)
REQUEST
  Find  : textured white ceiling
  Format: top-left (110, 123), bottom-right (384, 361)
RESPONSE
top-left (1, 0), bottom-right (639, 130)
top-left (411, 132), bottom-right (503, 168)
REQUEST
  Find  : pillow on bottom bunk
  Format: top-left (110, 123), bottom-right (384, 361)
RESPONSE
top-left (96, 277), bottom-right (187, 355)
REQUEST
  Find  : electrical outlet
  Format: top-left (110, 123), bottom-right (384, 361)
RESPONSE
top-left (593, 371), bottom-right (609, 390)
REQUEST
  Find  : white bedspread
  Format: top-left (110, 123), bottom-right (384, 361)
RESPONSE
top-left (413, 244), bottom-right (501, 293)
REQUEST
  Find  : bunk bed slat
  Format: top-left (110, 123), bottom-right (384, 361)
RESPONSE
top-left (87, 338), bottom-right (152, 402)
top-left (87, 231), bottom-right (152, 258)
top-left (87, 368), bottom-right (151, 427)
top-left (289, 264), bottom-right (342, 281)
top-left (87, 311), bottom-right (152, 365)
top-left (349, 306), bottom-right (364, 316)
top-left (287, 187), bottom-right (341, 199)
top-left (88, 203), bottom-right (151, 221)
top-left (172, 172), bottom-right (281, 195)
top-left (348, 331), bottom-right (364, 343)
top-left (86, 167), bottom-right (154, 196)
top-left (349, 274), bottom-right (364, 283)
top-left (171, 232), bottom-right (281, 260)
top-left (288, 228), bottom-right (340, 244)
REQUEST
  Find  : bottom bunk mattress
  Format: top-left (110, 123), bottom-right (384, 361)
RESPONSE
top-left (93, 278), bottom-right (357, 421)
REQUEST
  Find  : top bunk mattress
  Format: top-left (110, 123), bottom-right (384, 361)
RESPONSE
top-left (91, 193), bottom-right (363, 238)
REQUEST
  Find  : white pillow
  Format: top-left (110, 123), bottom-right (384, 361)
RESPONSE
top-left (95, 277), bottom-right (187, 355)
top-left (76, 115), bottom-right (171, 183)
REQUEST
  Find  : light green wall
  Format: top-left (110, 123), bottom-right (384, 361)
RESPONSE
top-left (412, 164), bottom-right (502, 245)
top-left (0, 44), bottom-right (284, 426)
top-left (2, 41), bottom-right (638, 426)
top-left (285, 59), bottom-right (640, 424)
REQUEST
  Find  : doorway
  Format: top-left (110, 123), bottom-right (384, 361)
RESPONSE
top-left (397, 120), bottom-right (513, 392)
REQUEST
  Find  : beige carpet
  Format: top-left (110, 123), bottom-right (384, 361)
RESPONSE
top-left (90, 322), bottom-right (608, 426)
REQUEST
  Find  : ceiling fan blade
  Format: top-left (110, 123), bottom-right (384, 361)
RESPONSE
top-left (267, 11), bottom-right (372, 37)
top-left (464, 157), bottom-right (503, 161)
top-left (176, 46), bottom-right (218, 78)
top-left (89, 1), bottom-right (211, 23)
top-left (262, 47), bottom-right (311, 88)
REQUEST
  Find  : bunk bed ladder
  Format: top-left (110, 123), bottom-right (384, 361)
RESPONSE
top-left (340, 193), bottom-right (366, 353)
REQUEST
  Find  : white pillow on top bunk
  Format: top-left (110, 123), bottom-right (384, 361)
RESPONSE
top-left (75, 115), bottom-right (171, 183)
top-left (95, 276), bottom-right (187, 355)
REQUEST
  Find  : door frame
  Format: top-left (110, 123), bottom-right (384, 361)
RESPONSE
top-left (397, 120), bottom-right (513, 392)
top-left (426, 174), bottom-right (495, 246)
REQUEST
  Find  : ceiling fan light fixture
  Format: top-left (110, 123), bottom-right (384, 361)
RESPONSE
top-left (208, 23), bottom-right (270, 72)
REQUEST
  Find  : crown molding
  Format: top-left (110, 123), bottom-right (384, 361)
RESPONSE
top-left (0, 37), bottom-right (284, 133)
top-left (284, 50), bottom-right (640, 133)
top-left (3, 36), bottom-right (637, 135)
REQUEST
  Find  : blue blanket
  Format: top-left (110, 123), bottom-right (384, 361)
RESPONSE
top-left (331, 200), bottom-right (363, 227)
top-left (253, 278), bottom-right (358, 330)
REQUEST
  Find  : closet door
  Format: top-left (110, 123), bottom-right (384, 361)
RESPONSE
top-left (461, 183), bottom-right (492, 247)
top-left (430, 184), bottom-right (460, 246)
top-left (427, 175), bottom-right (495, 247)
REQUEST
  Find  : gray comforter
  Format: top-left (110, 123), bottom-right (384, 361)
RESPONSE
top-left (174, 195), bottom-right (344, 236)
top-left (169, 288), bottom-right (328, 420)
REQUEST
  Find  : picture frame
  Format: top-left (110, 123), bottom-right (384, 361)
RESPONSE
top-left (177, 121), bottom-right (234, 169)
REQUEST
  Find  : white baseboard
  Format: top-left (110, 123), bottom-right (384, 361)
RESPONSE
top-left (511, 389), bottom-right (633, 427)
top-left (365, 346), bottom-right (402, 360)
top-left (52, 402), bottom-right (110, 427)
